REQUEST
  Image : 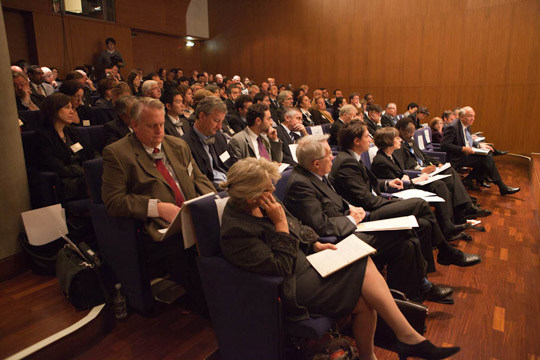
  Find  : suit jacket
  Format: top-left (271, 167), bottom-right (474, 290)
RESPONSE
top-left (104, 117), bottom-right (131, 146)
top-left (284, 166), bottom-right (356, 238)
top-left (328, 119), bottom-right (345, 146)
top-left (381, 114), bottom-right (396, 127)
top-left (441, 119), bottom-right (468, 166)
top-left (225, 99), bottom-right (237, 117)
top-left (365, 118), bottom-right (382, 137)
top-left (329, 151), bottom-right (393, 211)
top-left (395, 140), bottom-right (440, 170)
top-left (220, 117), bottom-right (236, 138)
top-left (432, 129), bottom-right (443, 144)
top-left (164, 114), bottom-right (191, 138)
top-left (226, 114), bottom-right (247, 133)
top-left (276, 124), bottom-right (302, 165)
top-left (227, 128), bottom-right (283, 163)
top-left (30, 82), bottom-right (54, 97)
top-left (102, 133), bottom-right (215, 241)
top-left (371, 149), bottom-right (406, 180)
top-left (181, 127), bottom-right (233, 184)
top-left (300, 110), bottom-right (315, 127)
top-left (16, 94), bottom-right (45, 113)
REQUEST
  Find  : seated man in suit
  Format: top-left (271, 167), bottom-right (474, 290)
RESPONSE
top-left (162, 90), bottom-right (191, 137)
top-left (276, 107), bottom-right (308, 165)
top-left (13, 71), bottom-right (44, 115)
top-left (227, 103), bottom-right (283, 164)
top-left (395, 118), bottom-right (491, 223)
top-left (365, 104), bottom-right (383, 136)
top-left (283, 134), bottom-right (461, 301)
top-left (27, 65), bottom-right (54, 96)
top-left (102, 97), bottom-right (215, 308)
top-left (274, 90), bottom-right (294, 124)
top-left (225, 83), bottom-right (242, 116)
top-left (104, 95), bottom-right (137, 145)
top-left (141, 80), bottom-right (162, 100)
top-left (227, 94), bottom-right (252, 133)
top-left (441, 106), bottom-right (519, 195)
top-left (381, 103), bottom-right (398, 127)
top-left (182, 96), bottom-right (233, 189)
top-left (329, 104), bottom-right (359, 146)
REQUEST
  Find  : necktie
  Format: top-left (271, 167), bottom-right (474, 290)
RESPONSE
top-left (37, 84), bottom-right (45, 96)
top-left (465, 127), bottom-right (474, 148)
top-left (208, 143), bottom-right (227, 174)
top-left (257, 136), bottom-right (271, 160)
top-left (290, 131), bottom-right (300, 143)
top-left (359, 160), bottom-right (380, 195)
top-left (408, 144), bottom-right (424, 166)
top-left (322, 176), bottom-right (335, 191)
top-left (153, 148), bottom-right (185, 206)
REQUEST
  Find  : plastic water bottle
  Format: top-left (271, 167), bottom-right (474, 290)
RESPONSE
top-left (113, 283), bottom-right (127, 319)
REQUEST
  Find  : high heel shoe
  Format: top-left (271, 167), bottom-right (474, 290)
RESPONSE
top-left (396, 339), bottom-right (460, 359)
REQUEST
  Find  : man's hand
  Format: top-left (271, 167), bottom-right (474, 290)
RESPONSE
top-left (462, 146), bottom-right (474, 154)
top-left (157, 202), bottom-right (181, 223)
top-left (313, 241), bottom-right (337, 252)
top-left (292, 123), bottom-right (308, 136)
top-left (421, 165), bottom-right (436, 174)
top-left (267, 126), bottom-right (278, 141)
top-left (388, 178), bottom-right (404, 189)
top-left (479, 143), bottom-right (494, 152)
top-left (412, 173), bottom-right (429, 184)
top-left (349, 206), bottom-right (366, 224)
top-left (401, 174), bottom-right (410, 182)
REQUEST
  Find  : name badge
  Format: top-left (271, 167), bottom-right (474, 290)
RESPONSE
top-left (177, 126), bottom-right (184, 136)
top-left (310, 125), bottom-right (323, 135)
top-left (229, 128), bottom-right (235, 134)
top-left (219, 151), bottom-right (231, 162)
top-left (18, 119), bottom-right (24, 127)
top-left (82, 120), bottom-right (91, 127)
top-left (187, 162), bottom-right (193, 176)
top-left (70, 142), bottom-right (83, 153)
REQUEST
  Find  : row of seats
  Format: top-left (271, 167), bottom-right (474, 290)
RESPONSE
top-left (19, 107), bottom-right (114, 131)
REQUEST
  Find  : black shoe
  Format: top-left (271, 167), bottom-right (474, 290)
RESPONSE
top-left (493, 149), bottom-right (508, 156)
top-left (448, 232), bottom-right (472, 242)
top-left (396, 339), bottom-right (461, 360)
top-left (445, 223), bottom-right (472, 237)
top-left (480, 181), bottom-right (491, 188)
top-left (423, 284), bottom-right (454, 303)
top-left (464, 205), bottom-right (492, 218)
top-left (500, 185), bottom-right (520, 195)
top-left (438, 249), bottom-right (481, 267)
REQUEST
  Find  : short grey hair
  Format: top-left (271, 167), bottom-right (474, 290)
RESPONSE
top-left (339, 104), bottom-right (356, 117)
top-left (277, 90), bottom-right (292, 104)
top-left (296, 134), bottom-right (330, 169)
top-left (220, 158), bottom-right (281, 202)
top-left (283, 107), bottom-right (300, 122)
top-left (459, 106), bottom-right (473, 117)
top-left (113, 95), bottom-right (138, 116)
top-left (141, 80), bottom-right (158, 95)
top-left (195, 96), bottom-right (227, 119)
top-left (130, 97), bottom-right (164, 124)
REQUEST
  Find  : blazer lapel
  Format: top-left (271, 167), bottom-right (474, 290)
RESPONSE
top-left (303, 169), bottom-right (348, 210)
top-left (161, 137), bottom-right (196, 200)
top-left (130, 134), bottom-right (166, 183)
top-left (242, 130), bottom-right (257, 157)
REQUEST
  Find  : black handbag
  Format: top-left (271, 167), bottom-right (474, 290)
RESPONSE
top-left (56, 242), bottom-right (110, 310)
top-left (374, 289), bottom-right (428, 349)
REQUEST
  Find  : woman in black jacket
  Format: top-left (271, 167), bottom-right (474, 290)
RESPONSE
top-left (36, 93), bottom-right (98, 201)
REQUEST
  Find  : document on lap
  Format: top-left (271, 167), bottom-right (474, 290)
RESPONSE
top-left (355, 215), bottom-right (419, 232)
top-left (429, 162), bottom-right (451, 176)
top-left (392, 189), bottom-right (445, 203)
top-left (415, 174), bottom-right (451, 186)
top-left (472, 148), bottom-right (489, 155)
top-left (307, 234), bottom-right (377, 278)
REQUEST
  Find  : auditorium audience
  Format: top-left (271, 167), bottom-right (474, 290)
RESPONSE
top-left (227, 94), bottom-right (252, 133)
top-left (36, 93), bottom-right (98, 201)
top-left (365, 104), bottom-right (384, 136)
top-left (127, 71), bottom-right (142, 96)
top-left (331, 96), bottom-right (347, 121)
top-left (296, 94), bottom-right (315, 126)
top-left (220, 157), bottom-right (460, 360)
top-left (329, 104), bottom-right (359, 146)
top-left (429, 117), bottom-right (444, 144)
top-left (162, 90), bottom-right (190, 137)
top-left (95, 78), bottom-right (115, 109)
top-left (276, 107), bottom-right (307, 165)
top-left (59, 79), bottom-right (86, 125)
top-left (141, 80), bottom-right (161, 100)
top-left (311, 96), bottom-right (333, 124)
top-left (103, 95), bottom-right (137, 146)
top-left (381, 103), bottom-right (398, 127)
top-left (13, 71), bottom-right (43, 113)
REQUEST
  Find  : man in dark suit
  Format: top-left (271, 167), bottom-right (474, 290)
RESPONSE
top-left (182, 96), bottom-right (233, 189)
top-left (329, 104), bottom-right (358, 146)
top-left (103, 95), bottom-right (137, 146)
top-left (381, 103), bottom-right (398, 127)
top-left (13, 71), bottom-right (44, 115)
top-left (162, 90), bottom-right (191, 138)
top-left (276, 108), bottom-right (308, 165)
top-left (225, 84), bottom-right (241, 117)
top-left (102, 97), bottom-right (215, 308)
top-left (227, 94), bottom-right (252, 133)
top-left (283, 134), bottom-right (455, 300)
top-left (365, 104), bottom-right (384, 136)
top-left (394, 118), bottom-right (491, 222)
top-left (227, 103), bottom-right (283, 163)
top-left (441, 106), bottom-right (519, 195)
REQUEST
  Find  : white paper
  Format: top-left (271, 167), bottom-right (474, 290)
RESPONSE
top-left (429, 163), bottom-right (451, 176)
top-left (219, 151), bottom-right (231, 163)
top-left (467, 219), bottom-right (481, 226)
top-left (289, 144), bottom-right (298, 163)
top-left (179, 192), bottom-right (217, 248)
top-left (417, 136), bottom-right (425, 150)
top-left (215, 197), bottom-right (230, 225)
top-left (278, 163), bottom-right (290, 173)
top-left (21, 204), bottom-right (68, 245)
top-left (472, 148), bottom-right (490, 155)
top-left (310, 125), bottom-right (324, 135)
top-left (306, 234), bottom-right (376, 278)
top-left (393, 189), bottom-right (437, 199)
top-left (424, 128), bottom-right (431, 143)
top-left (82, 120), bottom-right (90, 127)
top-left (355, 215), bottom-right (419, 232)
top-left (415, 174), bottom-right (451, 186)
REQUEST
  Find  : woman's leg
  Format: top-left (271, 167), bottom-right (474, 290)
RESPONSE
top-left (351, 296), bottom-right (377, 360)
top-left (361, 257), bottom-right (425, 345)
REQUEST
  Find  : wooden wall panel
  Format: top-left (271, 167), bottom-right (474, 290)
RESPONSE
top-left (31, 13), bottom-right (65, 74)
top-left (202, 0), bottom-right (540, 155)
top-left (3, 9), bottom-right (36, 64)
top-left (131, 31), bottom-right (201, 76)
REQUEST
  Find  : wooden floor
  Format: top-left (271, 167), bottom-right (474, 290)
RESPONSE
top-left (1, 156), bottom-right (538, 360)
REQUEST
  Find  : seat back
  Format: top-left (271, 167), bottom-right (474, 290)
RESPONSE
top-left (86, 125), bottom-right (105, 154)
top-left (275, 169), bottom-right (292, 202)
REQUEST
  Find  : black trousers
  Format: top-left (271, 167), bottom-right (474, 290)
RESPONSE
top-left (457, 152), bottom-right (502, 184)
top-left (357, 229), bottom-right (427, 299)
